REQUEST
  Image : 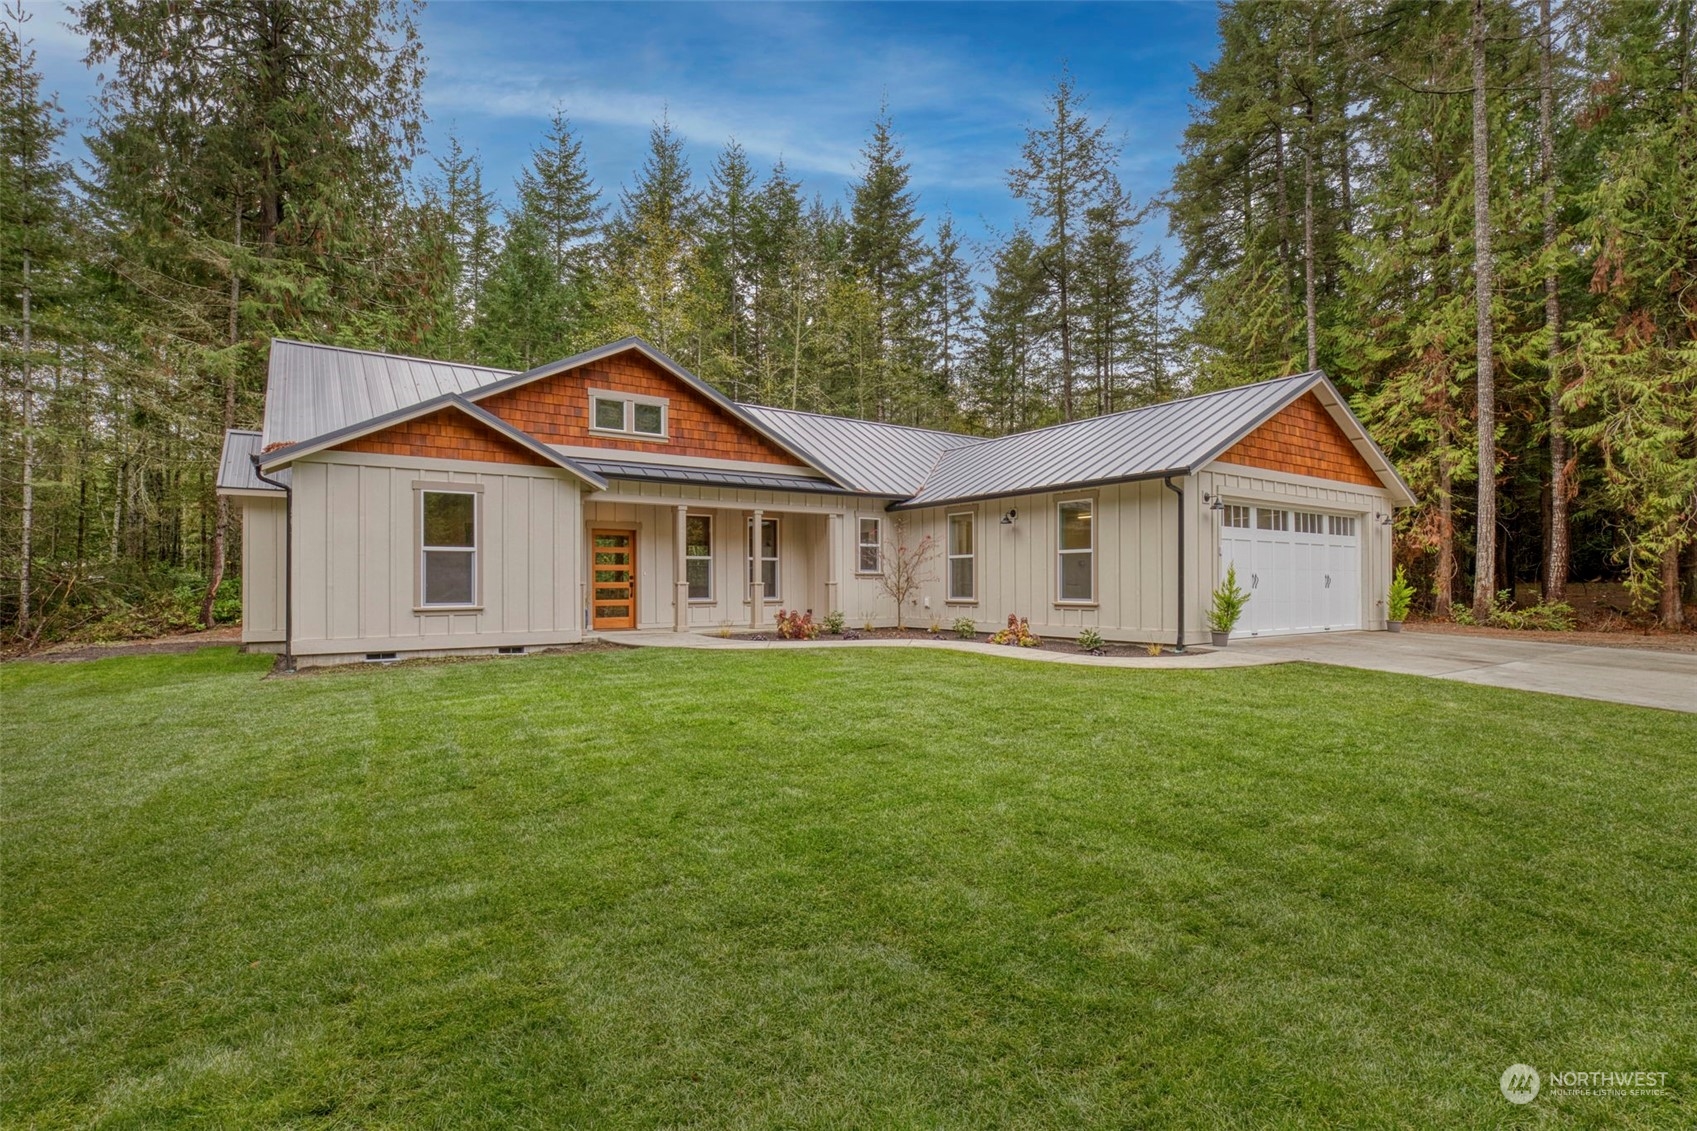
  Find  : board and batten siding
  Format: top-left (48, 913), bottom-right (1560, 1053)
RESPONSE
top-left (240, 496), bottom-right (287, 645)
top-left (288, 450), bottom-right (585, 657)
top-left (1198, 461), bottom-right (1397, 630)
top-left (889, 478), bottom-right (1179, 642)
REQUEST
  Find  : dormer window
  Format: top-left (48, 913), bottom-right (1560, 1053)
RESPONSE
top-left (589, 388), bottom-right (669, 439)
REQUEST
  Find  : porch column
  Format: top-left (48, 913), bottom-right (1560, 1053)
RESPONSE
top-left (749, 508), bottom-right (764, 629)
top-left (674, 504), bottom-right (690, 633)
top-left (825, 511), bottom-right (842, 617)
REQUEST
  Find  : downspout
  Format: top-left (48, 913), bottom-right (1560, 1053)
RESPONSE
top-left (251, 456), bottom-right (294, 672)
top-left (1163, 475), bottom-right (1186, 653)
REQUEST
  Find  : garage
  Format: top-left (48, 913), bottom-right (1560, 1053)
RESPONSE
top-left (1218, 503), bottom-right (1361, 636)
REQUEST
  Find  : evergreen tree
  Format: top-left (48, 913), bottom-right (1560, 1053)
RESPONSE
top-left (923, 212), bottom-right (976, 401)
top-left (848, 107), bottom-right (926, 420)
top-left (1008, 69), bottom-right (1116, 419)
top-left (1, 6), bottom-right (74, 631)
top-left (606, 116), bottom-right (700, 353)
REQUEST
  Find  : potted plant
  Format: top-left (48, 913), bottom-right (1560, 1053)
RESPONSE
top-left (1386, 565), bottom-right (1414, 632)
top-left (1207, 564), bottom-right (1251, 647)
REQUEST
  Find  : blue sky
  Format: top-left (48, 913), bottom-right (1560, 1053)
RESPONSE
top-left (23, 1), bottom-right (1219, 258)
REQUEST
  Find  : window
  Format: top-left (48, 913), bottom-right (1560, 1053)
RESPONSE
top-left (419, 489), bottom-right (478, 607)
top-left (589, 389), bottom-right (668, 438)
top-left (947, 512), bottom-right (975, 602)
top-left (1256, 507), bottom-right (1289, 532)
top-left (1294, 511), bottom-right (1325, 534)
top-left (1222, 504), bottom-right (1250, 529)
top-left (1057, 499), bottom-right (1093, 602)
top-left (1328, 514), bottom-right (1356, 537)
top-left (686, 515), bottom-right (713, 600)
top-left (748, 517), bottom-right (779, 600)
top-left (857, 517), bottom-right (882, 574)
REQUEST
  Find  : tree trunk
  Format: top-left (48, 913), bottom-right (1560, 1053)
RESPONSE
top-left (18, 250), bottom-right (33, 632)
top-left (1659, 545), bottom-right (1684, 628)
top-left (1539, 0), bottom-right (1570, 604)
top-left (1436, 413), bottom-right (1455, 617)
top-left (1303, 77), bottom-right (1318, 371)
top-left (1470, 0), bottom-right (1498, 620)
top-left (203, 204), bottom-right (242, 629)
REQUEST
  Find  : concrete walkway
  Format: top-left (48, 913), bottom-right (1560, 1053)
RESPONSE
top-left (610, 629), bottom-right (1696, 713)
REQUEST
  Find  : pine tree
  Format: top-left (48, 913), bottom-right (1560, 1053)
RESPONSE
top-left (1008, 69), bottom-right (1117, 419)
top-left (514, 109), bottom-right (603, 346)
top-left (847, 107), bottom-right (925, 420)
top-left (1, 7), bottom-right (73, 632)
top-left (606, 116), bottom-right (700, 353)
top-left (923, 212), bottom-right (975, 400)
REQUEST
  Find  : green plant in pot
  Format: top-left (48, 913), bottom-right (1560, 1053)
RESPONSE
top-left (1385, 565), bottom-right (1414, 631)
top-left (1207, 564), bottom-right (1251, 646)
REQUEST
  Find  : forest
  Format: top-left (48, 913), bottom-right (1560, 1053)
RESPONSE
top-left (1, 0), bottom-right (1693, 643)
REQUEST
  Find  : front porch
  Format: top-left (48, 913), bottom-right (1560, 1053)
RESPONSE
top-left (582, 495), bottom-right (861, 634)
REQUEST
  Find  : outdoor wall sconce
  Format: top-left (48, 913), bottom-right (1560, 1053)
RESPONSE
top-left (1001, 509), bottom-right (1018, 525)
top-left (1376, 512), bottom-right (1394, 525)
top-left (1201, 492), bottom-right (1225, 512)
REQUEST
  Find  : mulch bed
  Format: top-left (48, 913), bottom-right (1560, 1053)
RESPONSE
top-left (1405, 619), bottom-right (1695, 654)
top-left (734, 627), bottom-right (1209, 658)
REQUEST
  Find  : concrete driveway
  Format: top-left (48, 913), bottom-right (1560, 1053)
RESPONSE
top-left (1229, 631), bottom-right (1696, 713)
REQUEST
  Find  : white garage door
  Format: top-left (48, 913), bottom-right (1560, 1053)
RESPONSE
top-left (1218, 504), bottom-right (1361, 637)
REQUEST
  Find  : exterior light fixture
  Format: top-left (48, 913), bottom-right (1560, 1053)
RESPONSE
top-left (1201, 491), bottom-right (1225, 512)
top-left (1001, 509), bottom-right (1017, 525)
top-left (1376, 512), bottom-right (1394, 526)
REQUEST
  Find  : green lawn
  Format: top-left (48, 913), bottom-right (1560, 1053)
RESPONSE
top-left (3, 647), bottom-right (1693, 1128)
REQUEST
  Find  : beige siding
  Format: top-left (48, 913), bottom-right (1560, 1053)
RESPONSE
top-left (882, 480), bottom-right (1179, 640)
top-left (240, 497), bottom-right (287, 644)
top-left (289, 451), bottom-right (585, 656)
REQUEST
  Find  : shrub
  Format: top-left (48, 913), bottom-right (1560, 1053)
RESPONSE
top-left (1145, 641), bottom-right (1164, 657)
top-left (1386, 566), bottom-right (1415, 622)
top-left (1451, 591), bottom-right (1577, 632)
top-left (1207, 564), bottom-right (1251, 634)
top-left (821, 610), bottom-right (846, 635)
top-left (952, 616), bottom-right (977, 640)
top-left (774, 608), bottom-right (820, 640)
top-left (1077, 627), bottom-right (1104, 650)
top-left (989, 614), bottom-right (1041, 647)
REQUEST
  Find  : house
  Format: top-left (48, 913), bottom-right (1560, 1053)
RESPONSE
top-left (216, 337), bottom-right (1415, 667)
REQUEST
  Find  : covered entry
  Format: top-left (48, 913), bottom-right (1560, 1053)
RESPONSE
top-left (1218, 504), bottom-right (1361, 636)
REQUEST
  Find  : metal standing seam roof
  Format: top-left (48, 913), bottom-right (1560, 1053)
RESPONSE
top-left (893, 373), bottom-right (1324, 509)
top-left (572, 459), bottom-right (852, 494)
top-left (734, 404), bottom-right (986, 497)
top-left (261, 339), bottom-right (517, 448)
top-left (216, 429), bottom-right (286, 493)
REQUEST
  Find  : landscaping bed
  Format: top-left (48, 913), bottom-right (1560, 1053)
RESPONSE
top-left (733, 624), bottom-right (1208, 657)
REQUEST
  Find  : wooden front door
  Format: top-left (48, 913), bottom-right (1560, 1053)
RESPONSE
top-left (591, 529), bottom-right (637, 630)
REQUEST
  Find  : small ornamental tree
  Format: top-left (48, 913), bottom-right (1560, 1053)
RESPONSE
top-left (1207, 564), bottom-right (1251, 635)
top-left (1386, 566), bottom-right (1415, 624)
top-left (876, 518), bottom-right (940, 629)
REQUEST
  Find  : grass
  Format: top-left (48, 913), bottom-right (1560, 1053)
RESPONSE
top-left (3, 647), bottom-right (1693, 1129)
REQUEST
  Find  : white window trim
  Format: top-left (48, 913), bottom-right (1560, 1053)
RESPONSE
top-left (686, 513), bottom-right (714, 603)
top-left (1056, 497), bottom-right (1095, 605)
top-left (856, 516), bottom-right (882, 576)
top-left (414, 483), bottom-right (483, 613)
top-left (747, 516), bottom-right (781, 603)
top-left (946, 510), bottom-right (976, 604)
top-left (587, 387), bottom-right (670, 441)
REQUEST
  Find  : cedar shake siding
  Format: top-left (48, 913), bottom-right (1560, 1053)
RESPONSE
top-left (333, 407), bottom-right (549, 466)
top-left (1214, 392), bottom-right (1381, 487)
top-left (478, 352), bottom-right (797, 465)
